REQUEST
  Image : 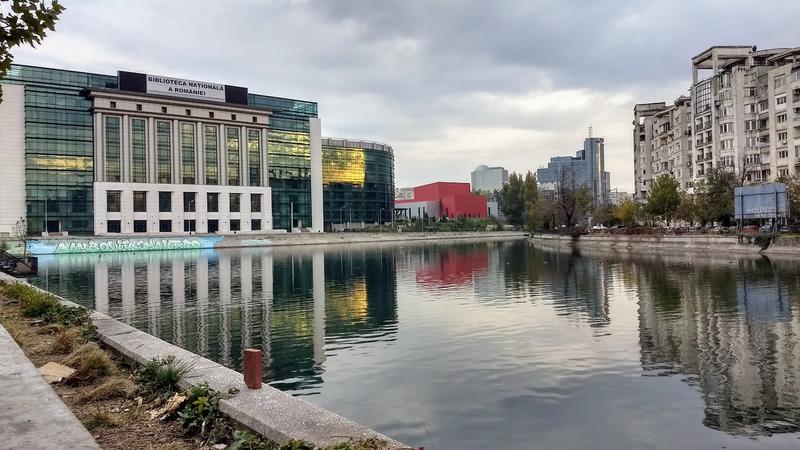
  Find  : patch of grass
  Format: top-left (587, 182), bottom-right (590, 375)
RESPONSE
top-left (137, 355), bottom-right (192, 397)
top-left (75, 376), bottom-right (138, 403)
top-left (3, 282), bottom-right (94, 332)
top-left (8, 326), bottom-right (28, 346)
top-left (84, 410), bottom-right (120, 430)
top-left (66, 342), bottom-right (115, 383)
top-left (51, 329), bottom-right (79, 354)
top-left (177, 383), bottom-right (223, 437)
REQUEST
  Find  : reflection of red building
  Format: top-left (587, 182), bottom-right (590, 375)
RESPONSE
top-left (416, 249), bottom-right (490, 287)
top-left (396, 182), bottom-right (487, 219)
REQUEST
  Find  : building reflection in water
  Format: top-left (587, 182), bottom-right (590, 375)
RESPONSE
top-left (411, 242), bottom-right (490, 289)
top-left (35, 246), bottom-right (398, 394)
top-left (634, 255), bottom-right (800, 436)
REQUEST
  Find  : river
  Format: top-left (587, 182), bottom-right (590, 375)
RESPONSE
top-left (29, 239), bottom-right (800, 449)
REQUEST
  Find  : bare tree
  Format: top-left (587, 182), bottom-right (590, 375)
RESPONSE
top-left (736, 152), bottom-right (761, 187)
top-left (555, 166), bottom-right (592, 228)
top-left (13, 217), bottom-right (28, 256)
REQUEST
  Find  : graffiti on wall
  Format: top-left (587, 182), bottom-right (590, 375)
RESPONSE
top-left (27, 236), bottom-right (224, 255)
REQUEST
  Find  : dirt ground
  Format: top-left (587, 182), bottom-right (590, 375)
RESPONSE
top-left (0, 293), bottom-right (201, 450)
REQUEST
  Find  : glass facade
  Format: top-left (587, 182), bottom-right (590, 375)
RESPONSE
top-left (248, 129), bottom-right (261, 186)
top-left (226, 127), bottom-right (240, 186)
top-left (130, 118), bottom-right (147, 183)
top-left (156, 121), bottom-right (172, 183)
top-left (4, 65), bottom-right (117, 235)
top-left (204, 125), bottom-right (218, 185)
top-left (321, 139), bottom-right (395, 229)
top-left (180, 123), bottom-right (195, 184)
top-left (104, 116), bottom-right (121, 182)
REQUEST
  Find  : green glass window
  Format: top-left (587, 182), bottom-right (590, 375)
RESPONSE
top-left (130, 118), bottom-right (147, 183)
top-left (156, 121), bottom-right (172, 183)
top-left (104, 116), bottom-right (121, 182)
top-left (181, 123), bottom-right (195, 184)
top-left (248, 129), bottom-right (261, 186)
top-left (227, 127), bottom-right (240, 186)
top-left (204, 125), bottom-right (218, 185)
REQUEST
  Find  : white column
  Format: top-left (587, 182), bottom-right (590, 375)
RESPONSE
top-left (312, 251), bottom-right (326, 365)
top-left (94, 260), bottom-right (109, 314)
top-left (219, 254), bottom-right (232, 366)
top-left (240, 125), bottom-right (248, 186)
top-left (197, 121), bottom-right (205, 185)
top-left (219, 125), bottom-right (228, 186)
top-left (0, 83), bottom-right (26, 236)
top-left (94, 112), bottom-right (105, 182)
top-left (147, 118), bottom-right (157, 184)
top-left (172, 119), bottom-right (181, 184)
top-left (309, 117), bottom-right (324, 232)
top-left (261, 128), bottom-right (269, 187)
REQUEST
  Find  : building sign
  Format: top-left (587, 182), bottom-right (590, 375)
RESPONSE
top-left (26, 236), bottom-right (224, 255)
top-left (146, 74), bottom-right (226, 102)
top-left (734, 183), bottom-right (789, 220)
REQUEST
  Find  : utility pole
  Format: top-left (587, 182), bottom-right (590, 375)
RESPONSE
top-left (290, 202), bottom-right (294, 232)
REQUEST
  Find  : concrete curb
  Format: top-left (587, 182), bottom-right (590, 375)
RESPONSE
top-left (529, 233), bottom-right (763, 254)
top-left (0, 273), bottom-right (407, 448)
top-left (0, 324), bottom-right (100, 450)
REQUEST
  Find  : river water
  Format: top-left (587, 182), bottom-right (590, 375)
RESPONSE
top-left (28, 239), bottom-right (800, 449)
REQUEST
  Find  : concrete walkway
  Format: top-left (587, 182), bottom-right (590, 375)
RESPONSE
top-left (0, 324), bottom-right (99, 450)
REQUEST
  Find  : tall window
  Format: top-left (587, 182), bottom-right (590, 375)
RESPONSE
top-left (250, 193), bottom-right (261, 213)
top-left (106, 190), bottom-right (121, 212)
top-left (181, 123), bottom-right (196, 184)
top-left (105, 116), bottom-right (121, 181)
top-left (229, 193), bottom-right (241, 212)
top-left (227, 127), bottom-right (240, 186)
top-left (157, 121), bottom-right (172, 183)
top-left (248, 129), bottom-right (261, 186)
top-left (133, 191), bottom-right (147, 212)
top-left (207, 192), bottom-right (219, 213)
top-left (130, 118), bottom-right (147, 183)
top-left (204, 125), bottom-right (218, 185)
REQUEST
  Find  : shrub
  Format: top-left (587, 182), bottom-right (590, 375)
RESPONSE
top-left (137, 355), bottom-right (192, 397)
top-left (75, 376), bottom-right (138, 403)
top-left (51, 329), bottom-right (79, 354)
top-left (178, 383), bottom-right (224, 437)
top-left (84, 411), bottom-right (120, 430)
top-left (66, 343), bottom-right (115, 383)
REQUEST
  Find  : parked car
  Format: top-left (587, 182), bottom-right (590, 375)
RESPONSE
top-left (592, 224), bottom-right (608, 231)
top-left (759, 224), bottom-right (774, 233)
top-left (780, 224), bottom-right (799, 233)
top-left (742, 225), bottom-right (759, 234)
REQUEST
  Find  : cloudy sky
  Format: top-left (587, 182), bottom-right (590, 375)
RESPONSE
top-left (12, 0), bottom-right (800, 190)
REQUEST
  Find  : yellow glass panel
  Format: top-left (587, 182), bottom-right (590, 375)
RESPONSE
top-left (29, 155), bottom-right (93, 171)
top-left (322, 147), bottom-right (365, 187)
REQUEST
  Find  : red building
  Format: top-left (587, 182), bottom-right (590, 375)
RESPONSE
top-left (396, 182), bottom-right (487, 219)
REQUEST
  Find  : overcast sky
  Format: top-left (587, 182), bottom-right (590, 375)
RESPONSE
top-left (12, 0), bottom-right (800, 190)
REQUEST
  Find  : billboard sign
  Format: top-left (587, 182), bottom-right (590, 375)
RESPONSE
top-left (734, 183), bottom-right (789, 220)
top-left (146, 74), bottom-right (226, 102)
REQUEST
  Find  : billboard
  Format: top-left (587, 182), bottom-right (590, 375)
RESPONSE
top-left (734, 183), bottom-right (789, 220)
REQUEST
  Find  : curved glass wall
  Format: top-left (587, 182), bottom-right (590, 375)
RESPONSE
top-left (321, 139), bottom-right (395, 230)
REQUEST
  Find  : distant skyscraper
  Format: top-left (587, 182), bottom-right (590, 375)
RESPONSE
top-left (536, 136), bottom-right (611, 206)
top-left (470, 165), bottom-right (509, 193)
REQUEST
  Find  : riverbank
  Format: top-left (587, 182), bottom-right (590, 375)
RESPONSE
top-left (529, 233), bottom-right (800, 256)
top-left (0, 273), bottom-right (407, 449)
top-left (11, 231), bottom-right (527, 255)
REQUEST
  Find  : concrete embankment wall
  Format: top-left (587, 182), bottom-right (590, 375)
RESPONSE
top-left (529, 233), bottom-right (764, 255)
top-left (218, 231), bottom-right (528, 249)
top-left (0, 273), bottom-right (406, 448)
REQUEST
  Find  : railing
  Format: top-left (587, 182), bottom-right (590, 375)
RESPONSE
top-left (0, 249), bottom-right (37, 277)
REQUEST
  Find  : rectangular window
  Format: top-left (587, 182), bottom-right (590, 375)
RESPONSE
top-left (133, 220), bottom-right (147, 233)
top-left (131, 118), bottom-right (148, 183)
top-left (778, 150), bottom-right (789, 159)
top-left (250, 193), bottom-right (261, 212)
top-left (230, 219), bottom-right (241, 231)
top-left (721, 139), bottom-right (733, 150)
top-left (759, 101), bottom-right (769, 112)
top-left (156, 121), bottom-right (172, 183)
top-left (133, 191), bottom-right (147, 212)
top-left (778, 131), bottom-right (788, 141)
top-left (183, 192), bottom-right (196, 212)
top-left (775, 75), bottom-right (785, 89)
top-left (777, 96), bottom-right (787, 106)
top-left (183, 220), bottom-right (196, 232)
top-left (207, 192), bottom-right (219, 212)
top-left (105, 116), bottom-right (121, 182)
top-left (158, 191), bottom-right (172, 212)
top-left (719, 123), bottom-right (732, 133)
top-left (745, 120), bottom-right (758, 131)
top-left (227, 127), bottom-right (240, 185)
top-left (777, 113), bottom-right (787, 123)
top-left (107, 220), bottom-right (121, 233)
top-left (746, 103), bottom-right (757, 113)
top-left (251, 219), bottom-right (261, 231)
top-left (208, 219), bottom-right (219, 233)
top-left (229, 193), bottom-right (241, 212)
top-left (248, 129), bottom-right (261, 186)
top-left (204, 125), bottom-right (219, 185)
top-left (159, 220), bottom-right (172, 233)
top-left (106, 190), bottom-right (121, 212)
top-left (181, 123), bottom-right (195, 184)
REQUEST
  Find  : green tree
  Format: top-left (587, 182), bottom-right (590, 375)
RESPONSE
top-left (777, 174), bottom-right (800, 224)
top-left (1, 0), bottom-right (64, 101)
top-left (675, 191), bottom-right (697, 226)
top-left (698, 168), bottom-right (736, 225)
top-left (613, 199), bottom-right (638, 226)
top-left (501, 172), bottom-right (525, 227)
top-left (645, 174), bottom-right (681, 225)
top-left (522, 171), bottom-right (539, 231)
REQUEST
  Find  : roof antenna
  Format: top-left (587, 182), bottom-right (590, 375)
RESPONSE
top-left (588, 121), bottom-right (593, 138)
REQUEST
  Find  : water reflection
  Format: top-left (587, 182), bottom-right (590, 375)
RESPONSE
top-left (29, 241), bottom-right (800, 449)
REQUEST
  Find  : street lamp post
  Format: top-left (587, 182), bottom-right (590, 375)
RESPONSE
top-left (339, 205), bottom-right (346, 232)
top-left (290, 202), bottom-right (294, 232)
top-left (379, 208), bottom-right (385, 232)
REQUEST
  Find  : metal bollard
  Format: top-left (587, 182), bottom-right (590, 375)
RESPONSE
top-left (243, 348), bottom-right (263, 389)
